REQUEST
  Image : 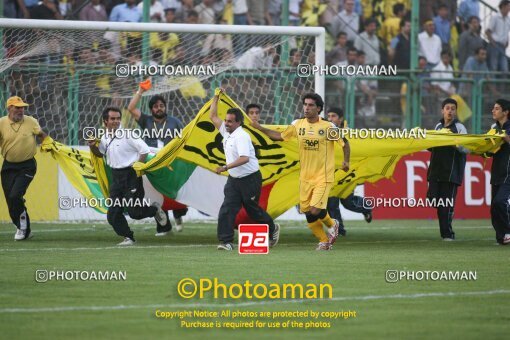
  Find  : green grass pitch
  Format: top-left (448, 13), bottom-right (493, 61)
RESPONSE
top-left (0, 219), bottom-right (508, 339)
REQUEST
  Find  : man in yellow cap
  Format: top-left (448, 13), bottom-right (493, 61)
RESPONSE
top-left (0, 96), bottom-right (47, 240)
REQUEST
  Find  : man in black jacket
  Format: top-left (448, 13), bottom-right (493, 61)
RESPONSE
top-left (427, 98), bottom-right (468, 240)
top-left (486, 99), bottom-right (510, 245)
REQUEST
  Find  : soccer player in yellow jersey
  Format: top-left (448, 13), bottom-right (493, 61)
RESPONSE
top-left (252, 93), bottom-right (350, 250)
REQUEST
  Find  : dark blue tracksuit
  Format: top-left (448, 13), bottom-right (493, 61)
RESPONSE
top-left (488, 121), bottom-right (510, 244)
top-left (327, 194), bottom-right (371, 231)
top-left (427, 119), bottom-right (468, 239)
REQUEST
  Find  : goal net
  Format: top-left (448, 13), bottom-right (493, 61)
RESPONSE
top-left (0, 20), bottom-right (325, 145)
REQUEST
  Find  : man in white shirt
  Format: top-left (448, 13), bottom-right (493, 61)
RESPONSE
top-left (137, 0), bottom-right (165, 22)
top-left (88, 107), bottom-right (167, 246)
top-left (209, 90), bottom-right (280, 251)
top-left (194, 0), bottom-right (216, 24)
top-left (431, 51), bottom-right (456, 96)
top-left (485, 0), bottom-right (510, 73)
top-left (234, 45), bottom-right (275, 69)
top-left (354, 18), bottom-right (380, 65)
top-left (418, 20), bottom-right (442, 68)
top-left (330, 0), bottom-right (359, 45)
top-left (288, 0), bottom-right (302, 26)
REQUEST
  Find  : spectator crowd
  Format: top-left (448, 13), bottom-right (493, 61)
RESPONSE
top-left (4, 1), bottom-right (509, 71)
top-left (2, 0), bottom-right (510, 126)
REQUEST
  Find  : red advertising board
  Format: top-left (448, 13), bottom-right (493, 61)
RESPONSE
top-left (364, 151), bottom-right (493, 219)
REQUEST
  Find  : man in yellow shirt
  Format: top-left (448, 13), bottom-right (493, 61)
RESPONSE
top-left (252, 93), bottom-right (350, 250)
top-left (0, 96), bottom-right (47, 240)
top-left (379, 3), bottom-right (407, 47)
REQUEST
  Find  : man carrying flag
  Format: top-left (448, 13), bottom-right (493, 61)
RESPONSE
top-left (210, 89), bottom-right (280, 251)
top-left (485, 99), bottom-right (510, 245)
top-left (252, 93), bottom-right (350, 250)
top-left (326, 107), bottom-right (372, 236)
top-left (88, 107), bottom-right (168, 246)
top-left (128, 79), bottom-right (188, 235)
top-left (0, 96), bottom-right (48, 240)
top-left (427, 98), bottom-right (468, 241)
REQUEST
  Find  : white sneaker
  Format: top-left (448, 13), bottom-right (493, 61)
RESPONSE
top-left (316, 242), bottom-right (332, 251)
top-left (328, 219), bottom-right (340, 245)
top-left (442, 238), bottom-right (454, 242)
top-left (152, 202), bottom-right (168, 226)
top-left (117, 237), bottom-right (135, 246)
top-left (155, 231), bottom-right (169, 237)
top-left (14, 229), bottom-right (31, 241)
top-left (174, 217), bottom-right (183, 232)
top-left (217, 243), bottom-right (233, 251)
top-left (503, 234), bottom-right (510, 244)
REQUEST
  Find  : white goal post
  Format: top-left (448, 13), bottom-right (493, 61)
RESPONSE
top-left (0, 18), bottom-right (326, 98)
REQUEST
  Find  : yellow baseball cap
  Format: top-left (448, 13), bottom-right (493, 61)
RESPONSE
top-left (6, 96), bottom-right (29, 108)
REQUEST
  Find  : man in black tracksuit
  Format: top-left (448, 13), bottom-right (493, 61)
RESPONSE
top-left (486, 99), bottom-right (510, 245)
top-left (326, 107), bottom-right (372, 236)
top-left (427, 98), bottom-right (468, 240)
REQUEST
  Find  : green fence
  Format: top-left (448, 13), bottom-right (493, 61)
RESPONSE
top-left (1, 64), bottom-right (509, 144)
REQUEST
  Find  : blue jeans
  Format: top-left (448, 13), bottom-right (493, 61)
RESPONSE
top-left (488, 42), bottom-right (509, 73)
top-left (233, 14), bottom-right (248, 57)
top-left (327, 194), bottom-right (371, 228)
top-left (4, 1), bottom-right (19, 18)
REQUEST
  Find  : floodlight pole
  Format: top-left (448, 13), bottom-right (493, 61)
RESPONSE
top-left (410, 0), bottom-right (420, 127)
top-left (142, 0), bottom-right (150, 66)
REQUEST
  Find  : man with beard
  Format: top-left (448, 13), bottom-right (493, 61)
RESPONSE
top-left (127, 80), bottom-right (188, 235)
top-left (252, 93), bottom-right (350, 251)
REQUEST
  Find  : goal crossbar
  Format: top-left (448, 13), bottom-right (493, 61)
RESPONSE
top-left (0, 18), bottom-right (326, 98)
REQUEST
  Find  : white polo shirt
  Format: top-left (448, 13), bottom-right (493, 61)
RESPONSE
top-left (488, 12), bottom-right (510, 45)
top-left (98, 129), bottom-right (150, 169)
top-left (431, 62), bottom-right (455, 92)
top-left (418, 31), bottom-right (442, 65)
top-left (219, 122), bottom-right (259, 178)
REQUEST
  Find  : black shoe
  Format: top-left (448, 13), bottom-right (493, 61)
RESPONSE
top-left (339, 228), bottom-right (347, 236)
top-left (155, 210), bottom-right (172, 236)
top-left (269, 223), bottom-right (280, 247)
top-left (363, 211), bottom-right (372, 223)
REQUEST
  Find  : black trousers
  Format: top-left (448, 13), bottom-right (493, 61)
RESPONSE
top-left (156, 208), bottom-right (188, 233)
top-left (173, 208), bottom-right (188, 219)
top-left (107, 168), bottom-right (157, 240)
top-left (491, 183), bottom-right (510, 244)
top-left (156, 210), bottom-right (172, 233)
top-left (327, 193), bottom-right (371, 228)
top-left (217, 171), bottom-right (275, 243)
top-left (1, 158), bottom-right (36, 232)
top-left (427, 181), bottom-right (458, 239)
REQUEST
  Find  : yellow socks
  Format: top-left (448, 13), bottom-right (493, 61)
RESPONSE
top-left (307, 220), bottom-right (328, 243)
top-left (320, 212), bottom-right (335, 228)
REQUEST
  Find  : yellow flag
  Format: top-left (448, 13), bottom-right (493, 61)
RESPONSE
top-left (451, 94), bottom-right (472, 122)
